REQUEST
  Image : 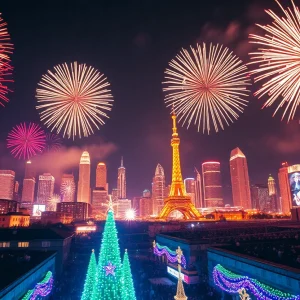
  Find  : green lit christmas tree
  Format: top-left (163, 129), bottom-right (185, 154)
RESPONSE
top-left (81, 249), bottom-right (97, 300)
top-left (121, 249), bottom-right (136, 300)
top-left (92, 199), bottom-right (123, 300)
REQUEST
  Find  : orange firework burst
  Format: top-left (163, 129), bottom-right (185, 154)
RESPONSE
top-left (163, 43), bottom-right (250, 134)
top-left (36, 62), bottom-right (113, 139)
top-left (249, 0), bottom-right (300, 122)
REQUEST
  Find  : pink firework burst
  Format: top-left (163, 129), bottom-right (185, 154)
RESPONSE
top-left (45, 133), bottom-right (62, 152)
top-left (0, 13), bottom-right (14, 106)
top-left (7, 123), bottom-right (46, 159)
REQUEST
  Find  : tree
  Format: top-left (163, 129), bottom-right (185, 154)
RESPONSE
top-left (92, 209), bottom-right (123, 300)
top-left (81, 249), bottom-right (97, 300)
top-left (121, 249), bottom-right (136, 300)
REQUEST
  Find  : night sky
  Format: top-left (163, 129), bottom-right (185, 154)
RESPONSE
top-left (0, 0), bottom-right (299, 203)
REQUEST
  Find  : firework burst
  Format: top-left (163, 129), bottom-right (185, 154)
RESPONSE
top-left (36, 61), bottom-right (113, 139)
top-left (0, 13), bottom-right (14, 106)
top-left (47, 194), bottom-right (61, 211)
top-left (60, 179), bottom-right (75, 202)
top-left (163, 43), bottom-right (250, 134)
top-left (249, 0), bottom-right (300, 122)
top-left (45, 133), bottom-right (62, 152)
top-left (7, 123), bottom-right (46, 159)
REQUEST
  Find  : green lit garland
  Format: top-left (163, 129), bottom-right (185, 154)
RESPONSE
top-left (213, 264), bottom-right (300, 300)
top-left (21, 271), bottom-right (53, 300)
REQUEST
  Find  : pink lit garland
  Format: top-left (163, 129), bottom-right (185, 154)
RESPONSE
top-left (213, 264), bottom-right (300, 300)
top-left (21, 271), bottom-right (53, 300)
top-left (153, 242), bottom-right (187, 268)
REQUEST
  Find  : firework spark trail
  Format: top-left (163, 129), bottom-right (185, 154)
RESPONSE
top-left (60, 180), bottom-right (75, 201)
top-left (7, 123), bottom-right (46, 160)
top-left (45, 133), bottom-right (62, 152)
top-left (48, 194), bottom-right (61, 211)
top-left (36, 62), bottom-right (113, 139)
top-left (249, 0), bottom-right (300, 122)
top-left (163, 43), bottom-right (250, 134)
top-left (0, 13), bottom-right (13, 106)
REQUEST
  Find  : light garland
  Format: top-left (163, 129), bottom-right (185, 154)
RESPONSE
top-left (21, 271), bottom-right (53, 300)
top-left (213, 264), bottom-right (300, 300)
top-left (153, 242), bottom-right (187, 268)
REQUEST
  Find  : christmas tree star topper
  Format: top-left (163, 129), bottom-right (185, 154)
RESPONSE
top-left (104, 261), bottom-right (116, 277)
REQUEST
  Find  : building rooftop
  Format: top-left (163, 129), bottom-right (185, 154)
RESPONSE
top-left (0, 227), bottom-right (73, 241)
top-left (209, 239), bottom-right (300, 274)
top-left (4, 212), bottom-right (30, 216)
top-left (230, 147), bottom-right (245, 160)
top-left (157, 223), bottom-right (300, 245)
top-left (0, 251), bottom-right (56, 291)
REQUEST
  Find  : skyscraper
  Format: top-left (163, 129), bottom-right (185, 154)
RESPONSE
top-left (37, 173), bottom-right (55, 205)
top-left (116, 199), bottom-right (131, 219)
top-left (93, 162), bottom-right (108, 217)
top-left (152, 164), bottom-right (166, 216)
top-left (132, 196), bottom-right (141, 216)
top-left (140, 190), bottom-right (152, 218)
top-left (0, 170), bottom-right (15, 200)
top-left (112, 188), bottom-right (118, 202)
top-left (77, 151), bottom-right (91, 204)
top-left (278, 162), bottom-right (291, 214)
top-left (96, 162), bottom-right (108, 190)
top-left (24, 160), bottom-right (35, 179)
top-left (268, 174), bottom-right (276, 196)
top-left (14, 181), bottom-right (20, 201)
top-left (251, 184), bottom-right (269, 211)
top-left (194, 168), bottom-right (203, 209)
top-left (268, 174), bottom-right (278, 212)
top-left (230, 148), bottom-right (252, 209)
top-left (92, 188), bottom-right (108, 218)
top-left (184, 178), bottom-right (195, 205)
top-left (202, 162), bottom-right (223, 207)
top-left (60, 174), bottom-right (76, 202)
top-left (117, 157), bottom-right (126, 199)
top-left (21, 161), bottom-right (36, 203)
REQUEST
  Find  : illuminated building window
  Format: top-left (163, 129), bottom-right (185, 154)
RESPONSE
top-left (18, 241), bottom-right (29, 247)
top-left (42, 241), bottom-right (51, 247)
top-left (0, 242), bottom-right (10, 247)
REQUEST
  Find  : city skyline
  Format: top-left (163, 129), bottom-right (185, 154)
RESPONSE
top-left (0, 0), bottom-right (299, 200)
top-left (1, 1), bottom-right (300, 299)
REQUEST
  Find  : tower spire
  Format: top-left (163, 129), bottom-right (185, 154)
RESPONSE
top-left (157, 111), bottom-right (201, 220)
top-left (169, 108), bottom-right (186, 197)
top-left (121, 156), bottom-right (123, 167)
top-left (174, 247), bottom-right (187, 300)
top-left (172, 104), bottom-right (178, 137)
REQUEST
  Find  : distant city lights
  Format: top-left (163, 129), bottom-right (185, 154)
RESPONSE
top-left (76, 226), bottom-right (97, 233)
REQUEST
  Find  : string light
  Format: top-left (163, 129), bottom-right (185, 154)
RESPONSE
top-left (153, 241), bottom-right (187, 268)
top-left (213, 264), bottom-right (300, 300)
top-left (21, 271), bottom-right (53, 300)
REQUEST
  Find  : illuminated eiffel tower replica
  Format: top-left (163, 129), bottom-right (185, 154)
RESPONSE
top-left (158, 109), bottom-right (201, 220)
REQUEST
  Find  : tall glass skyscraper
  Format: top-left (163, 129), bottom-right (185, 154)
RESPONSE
top-left (194, 168), bottom-right (203, 209)
top-left (202, 162), bottom-right (223, 207)
top-left (230, 148), bottom-right (251, 209)
top-left (77, 151), bottom-right (91, 204)
top-left (37, 173), bottom-right (55, 204)
top-left (117, 157), bottom-right (126, 199)
top-left (21, 161), bottom-right (36, 203)
top-left (0, 170), bottom-right (15, 200)
top-left (96, 162), bottom-right (108, 190)
top-left (152, 163), bottom-right (165, 215)
top-left (184, 178), bottom-right (195, 205)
